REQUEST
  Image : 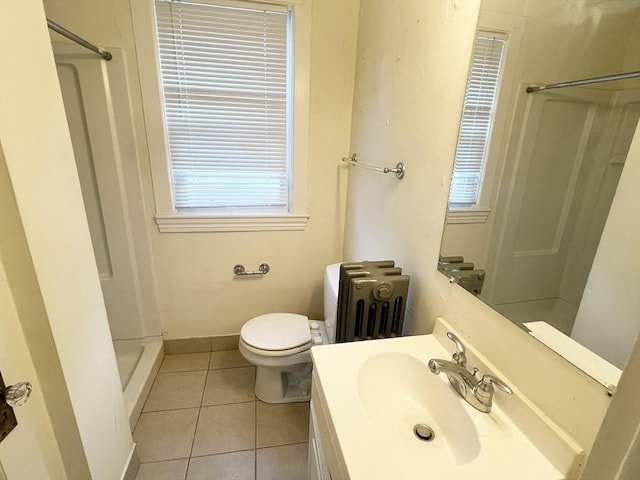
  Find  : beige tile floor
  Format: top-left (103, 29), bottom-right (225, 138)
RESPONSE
top-left (134, 350), bottom-right (310, 480)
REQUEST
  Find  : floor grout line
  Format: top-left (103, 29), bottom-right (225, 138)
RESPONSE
top-left (187, 446), bottom-right (258, 460)
top-left (135, 351), bottom-right (312, 479)
top-left (183, 355), bottom-right (211, 480)
top-left (254, 394), bottom-right (258, 480)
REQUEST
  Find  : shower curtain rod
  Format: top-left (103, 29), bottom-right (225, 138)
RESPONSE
top-left (47, 19), bottom-right (112, 61)
top-left (526, 71), bottom-right (640, 93)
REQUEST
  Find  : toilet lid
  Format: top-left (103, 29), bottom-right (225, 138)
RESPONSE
top-left (241, 313), bottom-right (311, 351)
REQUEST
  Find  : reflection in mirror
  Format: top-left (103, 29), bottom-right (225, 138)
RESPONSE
top-left (439, 0), bottom-right (640, 387)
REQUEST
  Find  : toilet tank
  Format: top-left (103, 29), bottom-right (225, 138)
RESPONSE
top-left (323, 263), bottom-right (341, 343)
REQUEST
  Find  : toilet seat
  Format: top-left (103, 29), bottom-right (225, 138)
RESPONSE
top-left (240, 313), bottom-right (312, 357)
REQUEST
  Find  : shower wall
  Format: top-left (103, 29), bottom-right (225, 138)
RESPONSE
top-left (53, 45), bottom-right (161, 340)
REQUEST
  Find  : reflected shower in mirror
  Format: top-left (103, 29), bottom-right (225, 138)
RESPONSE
top-left (439, 0), bottom-right (640, 382)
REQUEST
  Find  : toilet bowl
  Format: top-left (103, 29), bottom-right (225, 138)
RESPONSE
top-left (239, 314), bottom-right (329, 403)
top-left (238, 264), bottom-right (340, 403)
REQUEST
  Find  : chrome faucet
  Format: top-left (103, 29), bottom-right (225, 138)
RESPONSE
top-left (428, 332), bottom-right (513, 413)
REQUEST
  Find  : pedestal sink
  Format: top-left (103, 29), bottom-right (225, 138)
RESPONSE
top-left (310, 323), bottom-right (581, 479)
top-left (358, 352), bottom-right (480, 467)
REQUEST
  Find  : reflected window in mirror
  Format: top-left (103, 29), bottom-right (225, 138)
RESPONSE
top-left (449, 33), bottom-right (506, 216)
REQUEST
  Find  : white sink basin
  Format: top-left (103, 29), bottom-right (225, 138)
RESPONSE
top-left (357, 352), bottom-right (480, 467)
top-left (311, 332), bottom-right (578, 479)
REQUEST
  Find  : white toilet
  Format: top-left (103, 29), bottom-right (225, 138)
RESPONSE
top-left (238, 263), bottom-right (341, 403)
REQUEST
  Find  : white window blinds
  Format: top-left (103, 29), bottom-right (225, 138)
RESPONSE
top-left (449, 34), bottom-right (505, 206)
top-left (154, 0), bottom-right (291, 212)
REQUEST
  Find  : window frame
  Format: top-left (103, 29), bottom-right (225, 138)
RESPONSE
top-left (132, 0), bottom-right (311, 232)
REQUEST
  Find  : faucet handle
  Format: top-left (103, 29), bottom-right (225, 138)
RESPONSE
top-left (474, 374), bottom-right (513, 412)
top-left (446, 332), bottom-right (468, 367)
top-left (478, 374), bottom-right (513, 395)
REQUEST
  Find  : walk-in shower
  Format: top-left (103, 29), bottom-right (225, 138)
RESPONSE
top-left (52, 39), bottom-right (162, 428)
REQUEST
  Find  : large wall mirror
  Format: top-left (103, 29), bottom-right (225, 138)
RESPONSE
top-left (439, 0), bottom-right (640, 387)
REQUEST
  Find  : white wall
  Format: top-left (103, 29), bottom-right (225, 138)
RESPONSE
top-left (343, 0), bottom-right (635, 466)
top-left (0, 143), bottom-right (92, 480)
top-left (0, 215), bottom-right (66, 480)
top-left (581, 336), bottom-right (640, 479)
top-left (148, 0), bottom-right (359, 338)
top-left (0, 1), bottom-right (133, 478)
top-left (345, 0), bottom-right (482, 283)
top-left (43, 0), bottom-right (360, 340)
top-left (344, 0), bottom-right (482, 336)
top-left (572, 122), bottom-right (640, 368)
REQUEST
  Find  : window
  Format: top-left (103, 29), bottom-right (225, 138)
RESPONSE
top-left (156, 0), bottom-right (290, 212)
top-left (449, 34), bottom-right (506, 208)
top-left (132, 0), bottom-right (311, 232)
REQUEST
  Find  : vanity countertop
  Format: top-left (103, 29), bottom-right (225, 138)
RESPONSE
top-left (525, 321), bottom-right (621, 390)
top-left (310, 320), bottom-right (582, 480)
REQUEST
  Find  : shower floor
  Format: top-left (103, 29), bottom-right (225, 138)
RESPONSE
top-left (113, 337), bottom-right (164, 429)
top-left (494, 297), bottom-right (577, 335)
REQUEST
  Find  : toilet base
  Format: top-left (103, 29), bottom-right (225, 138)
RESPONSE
top-left (239, 319), bottom-right (330, 403)
top-left (255, 362), bottom-right (313, 403)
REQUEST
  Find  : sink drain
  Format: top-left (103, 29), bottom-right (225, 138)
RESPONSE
top-left (413, 424), bottom-right (435, 442)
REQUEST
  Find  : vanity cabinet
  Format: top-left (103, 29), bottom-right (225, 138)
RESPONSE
top-left (307, 325), bottom-right (579, 479)
top-left (308, 400), bottom-right (331, 480)
top-left (308, 369), bottom-right (349, 480)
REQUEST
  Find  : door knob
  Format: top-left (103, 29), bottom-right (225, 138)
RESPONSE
top-left (4, 382), bottom-right (32, 407)
top-left (1, 372), bottom-right (32, 443)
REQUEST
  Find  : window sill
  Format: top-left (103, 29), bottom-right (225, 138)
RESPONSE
top-left (155, 213), bottom-right (310, 233)
top-left (446, 208), bottom-right (491, 225)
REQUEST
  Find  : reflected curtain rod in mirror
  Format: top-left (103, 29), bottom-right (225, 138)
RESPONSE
top-left (526, 70), bottom-right (640, 93)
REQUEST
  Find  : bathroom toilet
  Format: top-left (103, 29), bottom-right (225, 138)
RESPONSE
top-left (238, 263), bottom-right (341, 403)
